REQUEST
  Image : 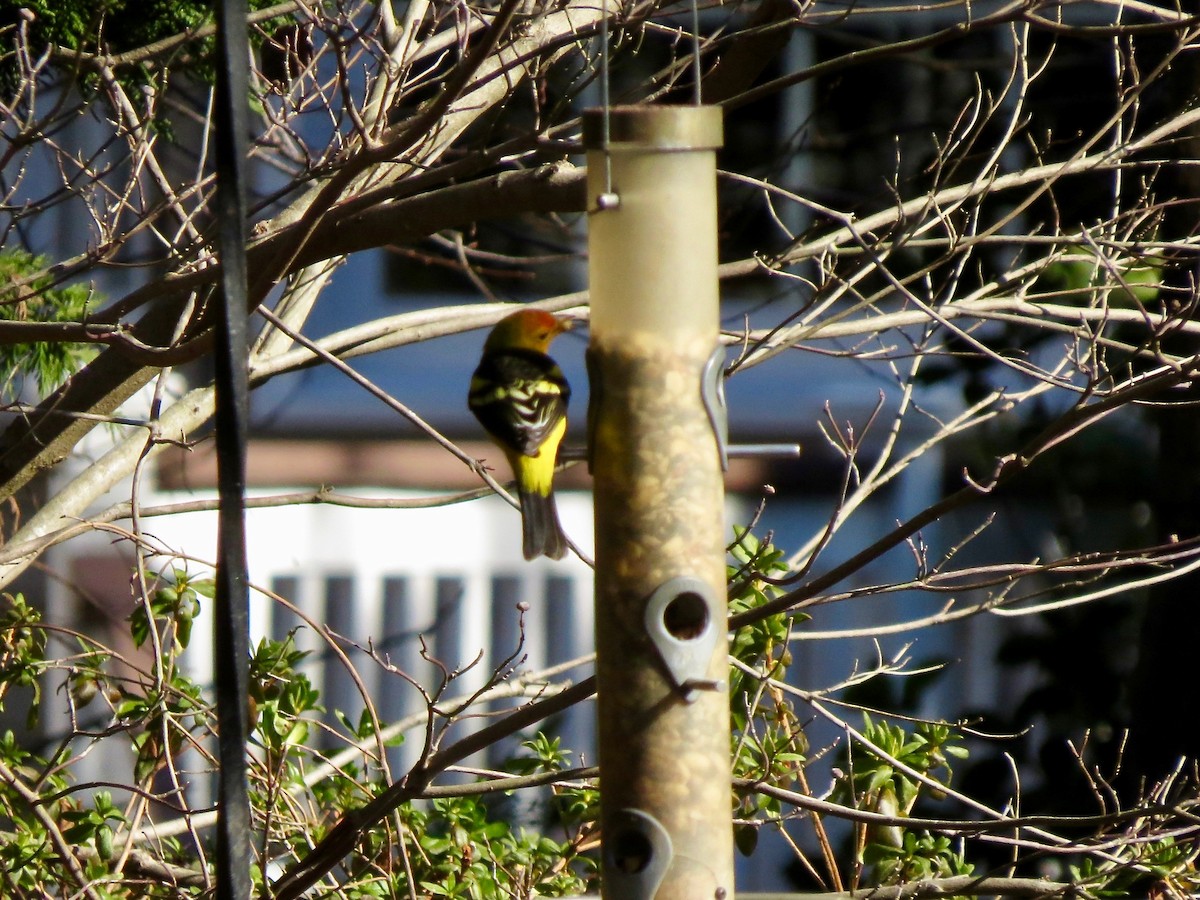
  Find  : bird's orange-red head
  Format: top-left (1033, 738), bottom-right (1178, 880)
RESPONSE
top-left (483, 309), bottom-right (572, 354)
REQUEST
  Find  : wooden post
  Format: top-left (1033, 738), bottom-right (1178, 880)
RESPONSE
top-left (585, 106), bottom-right (732, 900)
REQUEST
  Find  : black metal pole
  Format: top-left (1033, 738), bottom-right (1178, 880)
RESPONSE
top-left (213, 0), bottom-right (253, 897)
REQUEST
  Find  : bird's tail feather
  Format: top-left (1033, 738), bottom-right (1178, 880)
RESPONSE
top-left (519, 488), bottom-right (567, 560)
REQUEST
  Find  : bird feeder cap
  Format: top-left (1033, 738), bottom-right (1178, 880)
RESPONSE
top-left (583, 105), bottom-right (723, 151)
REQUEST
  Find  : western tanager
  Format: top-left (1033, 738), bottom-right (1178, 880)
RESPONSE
top-left (468, 309), bottom-right (572, 560)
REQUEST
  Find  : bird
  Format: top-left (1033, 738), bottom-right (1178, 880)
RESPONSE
top-left (468, 309), bottom-right (572, 560)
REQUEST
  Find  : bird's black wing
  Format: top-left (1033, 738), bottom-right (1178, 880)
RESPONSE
top-left (468, 348), bottom-right (570, 458)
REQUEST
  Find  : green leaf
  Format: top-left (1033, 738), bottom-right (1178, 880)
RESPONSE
top-left (865, 765), bottom-right (894, 794)
top-left (734, 824), bottom-right (759, 856)
top-left (0, 250), bottom-right (98, 397)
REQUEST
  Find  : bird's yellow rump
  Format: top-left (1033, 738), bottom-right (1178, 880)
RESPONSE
top-left (468, 309), bottom-right (572, 560)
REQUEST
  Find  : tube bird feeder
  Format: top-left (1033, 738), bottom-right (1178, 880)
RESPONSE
top-left (585, 105), bottom-right (732, 900)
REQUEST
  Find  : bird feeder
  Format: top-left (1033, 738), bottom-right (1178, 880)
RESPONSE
top-left (586, 105), bottom-right (733, 900)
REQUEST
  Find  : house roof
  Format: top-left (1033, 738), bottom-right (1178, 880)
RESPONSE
top-left (246, 252), bottom-right (953, 450)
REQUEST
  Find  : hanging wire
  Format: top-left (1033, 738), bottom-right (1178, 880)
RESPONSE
top-left (595, 1), bottom-right (619, 208)
top-left (690, 0), bottom-right (701, 104)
